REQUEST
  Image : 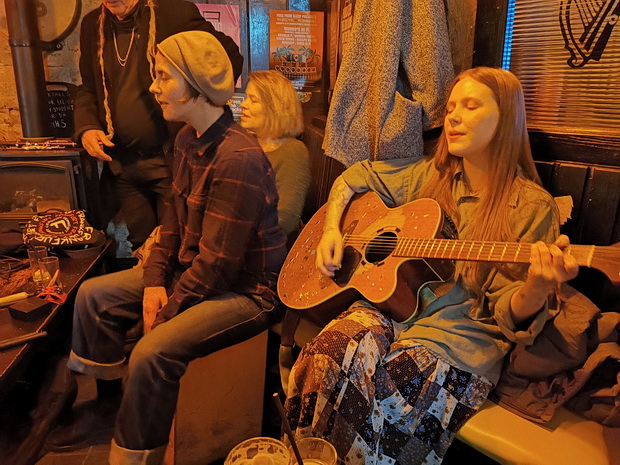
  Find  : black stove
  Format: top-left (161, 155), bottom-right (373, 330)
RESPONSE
top-left (0, 139), bottom-right (100, 230)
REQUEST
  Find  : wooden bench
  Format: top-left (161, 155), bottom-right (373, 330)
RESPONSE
top-left (456, 400), bottom-right (612, 465)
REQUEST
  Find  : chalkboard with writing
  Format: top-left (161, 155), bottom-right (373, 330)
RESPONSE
top-left (46, 82), bottom-right (77, 139)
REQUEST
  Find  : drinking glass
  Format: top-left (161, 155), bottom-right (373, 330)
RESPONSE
top-left (289, 437), bottom-right (338, 465)
top-left (224, 437), bottom-right (291, 465)
top-left (39, 256), bottom-right (62, 291)
top-left (27, 246), bottom-right (48, 290)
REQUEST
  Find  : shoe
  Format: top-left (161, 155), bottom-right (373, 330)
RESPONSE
top-left (45, 397), bottom-right (119, 452)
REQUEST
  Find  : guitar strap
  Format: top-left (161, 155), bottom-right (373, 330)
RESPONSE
top-left (280, 308), bottom-right (301, 348)
top-left (278, 309), bottom-right (301, 397)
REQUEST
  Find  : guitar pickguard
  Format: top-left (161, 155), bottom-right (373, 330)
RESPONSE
top-left (333, 246), bottom-right (362, 287)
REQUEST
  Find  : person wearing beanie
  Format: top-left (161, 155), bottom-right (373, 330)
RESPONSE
top-left (48, 31), bottom-right (287, 463)
top-left (74, 0), bottom-right (243, 250)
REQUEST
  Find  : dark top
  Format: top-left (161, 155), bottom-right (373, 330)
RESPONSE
top-left (106, 11), bottom-right (165, 152)
top-left (265, 138), bottom-right (311, 236)
top-left (143, 109), bottom-right (288, 321)
top-left (74, 0), bottom-right (243, 157)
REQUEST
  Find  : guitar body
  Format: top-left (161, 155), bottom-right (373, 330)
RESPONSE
top-left (278, 192), bottom-right (454, 325)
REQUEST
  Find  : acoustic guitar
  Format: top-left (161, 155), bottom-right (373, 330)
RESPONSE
top-left (277, 192), bottom-right (620, 326)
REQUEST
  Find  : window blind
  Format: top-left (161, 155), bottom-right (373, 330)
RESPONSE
top-left (506, 0), bottom-right (620, 136)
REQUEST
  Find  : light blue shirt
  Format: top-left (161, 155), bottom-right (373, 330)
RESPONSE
top-left (342, 157), bottom-right (560, 384)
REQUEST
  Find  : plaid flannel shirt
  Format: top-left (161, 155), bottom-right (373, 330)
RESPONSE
top-left (143, 109), bottom-right (287, 321)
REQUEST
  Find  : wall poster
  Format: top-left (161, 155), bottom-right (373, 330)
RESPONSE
top-left (269, 10), bottom-right (325, 91)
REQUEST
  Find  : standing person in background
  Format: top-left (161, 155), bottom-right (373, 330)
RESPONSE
top-left (240, 70), bottom-right (311, 240)
top-left (48, 31), bottom-right (285, 462)
top-left (75, 0), bottom-right (243, 249)
top-left (284, 67), bottom-right (579, 464)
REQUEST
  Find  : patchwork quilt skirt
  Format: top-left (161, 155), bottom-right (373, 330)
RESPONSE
top-left (284, 303), bottom-right (493, 465)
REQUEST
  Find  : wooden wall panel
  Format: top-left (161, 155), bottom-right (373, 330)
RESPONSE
top-left (472, 0), bottom-right (506, 67)
top-left (530, 132), bottom-right (620, 168)
top-left (580, 167), bottom-right (620, 246)
top-left (549, 163), bottom-right (588, 242)
top-left (534, 160), bottom-right (620, 311)
top-left (534, 160), bottom-right (554, 188)
top-left (301, 116), bottom-right (344, 221)
top-left (445, 0), bottom-right (477, 74)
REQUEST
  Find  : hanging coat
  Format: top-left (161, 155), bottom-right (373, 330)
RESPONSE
top-left (323, 0), bottom-right (455, 166)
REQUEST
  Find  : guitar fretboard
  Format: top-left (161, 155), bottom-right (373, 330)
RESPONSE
top-left (343, 235), bottom-right (596, 267)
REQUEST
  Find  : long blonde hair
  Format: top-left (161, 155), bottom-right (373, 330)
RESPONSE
top-left (247, 70), bottom-right (304, 140)
top-left (97, 0), bottom-right (157, 138)
top-left (417, 67), bottom-right (541, 293)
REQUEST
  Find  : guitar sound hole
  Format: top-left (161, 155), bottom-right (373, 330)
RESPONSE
top-left (365, 232), bottom-right (397, 264)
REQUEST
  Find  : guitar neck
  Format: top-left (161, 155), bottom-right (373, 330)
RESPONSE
top-left (380, 237), bottom-right (596, 267)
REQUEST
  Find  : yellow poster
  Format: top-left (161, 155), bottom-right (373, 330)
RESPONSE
top-left (269, 10), bottom-right (324, 88)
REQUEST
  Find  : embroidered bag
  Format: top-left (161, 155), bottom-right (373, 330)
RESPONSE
top-left (22, 210), bottom-right (105, 251)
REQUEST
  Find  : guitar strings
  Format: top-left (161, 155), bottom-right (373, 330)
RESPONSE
top-left (339, 235), bottom-right (532, 263)
top-left (336, 235), bottom-right (605, 269)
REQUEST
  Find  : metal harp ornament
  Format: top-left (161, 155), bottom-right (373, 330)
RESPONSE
top-left (559, 0), bottom-right (620, 68)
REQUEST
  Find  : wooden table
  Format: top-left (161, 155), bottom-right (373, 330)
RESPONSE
top-left (0, 243), bottom-right (109, 395)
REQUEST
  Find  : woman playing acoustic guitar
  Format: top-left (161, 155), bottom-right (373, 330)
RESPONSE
top-left (283, 67), bottom-right (579, 464)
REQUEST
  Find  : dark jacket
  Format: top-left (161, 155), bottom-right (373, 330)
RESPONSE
top-left (491, 284), bottom-right (620, 427)
top-left (73, 0), bottom-right (243, 143)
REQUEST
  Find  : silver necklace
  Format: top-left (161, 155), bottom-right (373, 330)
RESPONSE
top-left (113, 27), bottom-right (135, 67)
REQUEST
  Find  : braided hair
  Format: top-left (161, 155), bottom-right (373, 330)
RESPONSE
top-left (96, 0), bottom-right (158, 139)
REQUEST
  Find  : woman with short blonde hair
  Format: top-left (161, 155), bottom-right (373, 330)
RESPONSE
top-left (241, 70), bottom-right (310, 237)
top-left (243, 70), bottom-right (305, 140)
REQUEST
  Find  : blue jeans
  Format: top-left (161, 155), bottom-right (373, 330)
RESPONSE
top-left (68, 267), bottom-right (279, 452)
